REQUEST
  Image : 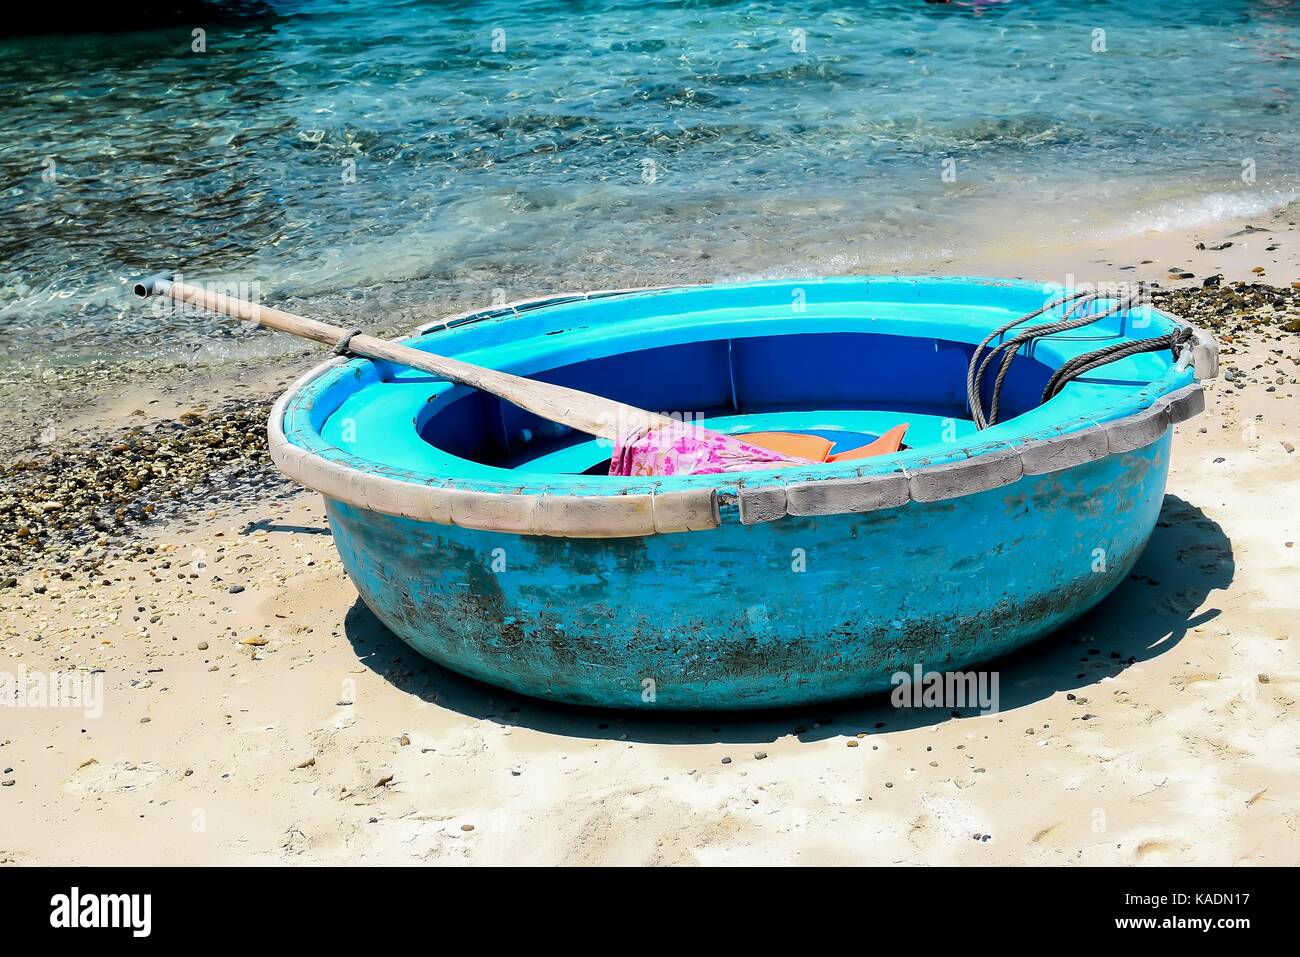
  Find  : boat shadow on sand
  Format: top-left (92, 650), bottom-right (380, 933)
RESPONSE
top-left (341, 494), bottom-right (1233, 746)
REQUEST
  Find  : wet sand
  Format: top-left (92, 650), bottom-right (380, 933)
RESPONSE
top-left (1, 211), bottom-right (1297, 865)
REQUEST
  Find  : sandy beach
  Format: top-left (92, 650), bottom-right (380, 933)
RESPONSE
top-left (2, 206), bottom-right (1297, 866)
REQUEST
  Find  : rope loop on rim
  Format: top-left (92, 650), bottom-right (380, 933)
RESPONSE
top-left (967, 287), bottom-right (1185, 430)
top-left (1041, 326), bottom-right (1192, 403)
top-left (332, 328), bottom-right (363, 356)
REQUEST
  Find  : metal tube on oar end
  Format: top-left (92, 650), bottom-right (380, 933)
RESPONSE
top-left (132, 272), bottom-right (175, 298)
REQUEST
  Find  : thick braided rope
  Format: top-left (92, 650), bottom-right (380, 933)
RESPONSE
top-left (979, 293), bottom-right (1107, 426)
top-left (982, 293), bottom-right (1141, 426)
top-left (332, 327), bottom-right (363, 355)
top-left (965, 290), bottom-right (1093, 429)
top-left (966, 287), bottom-right (1182, 429)
top-left (969, 291), bottom-right (1121, 427)
top-left (970, 293), bottom-right (1105, 427)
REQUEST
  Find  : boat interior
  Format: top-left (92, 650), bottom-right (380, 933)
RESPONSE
top-left (292, 279), bottom-right (1189, 487)
top-left (414, 332), bottom-right (1051, 473)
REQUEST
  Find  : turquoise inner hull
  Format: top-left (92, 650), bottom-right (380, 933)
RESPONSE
top-left (278, 277), bottom-right (1191, 709)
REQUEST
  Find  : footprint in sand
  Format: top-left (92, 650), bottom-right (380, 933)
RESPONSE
top-left (1176, 542), bottom-right (1231, 574)
top-left (1136, 839), bottom-right (1185, 861)
top-left (1161, 589), bottom-right (1203, 614)
top-left (1174, 671), bottom-right (1221, 691)
top-left (1030, 822), bottom-right (1063, 845)
top-left (65, 760), bottom-right (166, 796)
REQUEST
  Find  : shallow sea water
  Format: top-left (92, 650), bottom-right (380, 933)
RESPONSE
top-left (0, 0), bottom-right (1296, 375)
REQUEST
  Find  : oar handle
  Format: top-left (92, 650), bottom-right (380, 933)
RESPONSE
top-left (134, 274), bottom-right (351, 350)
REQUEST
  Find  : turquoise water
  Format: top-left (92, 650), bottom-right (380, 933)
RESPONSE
top-left (1, 0), bottom-right (1296, 368)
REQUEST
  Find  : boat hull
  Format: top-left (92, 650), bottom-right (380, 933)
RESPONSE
top-left (325, 434), bottom-right (1171, 710)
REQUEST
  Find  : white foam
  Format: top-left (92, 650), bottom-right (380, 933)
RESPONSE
top-left (1113, 189), bottom-right (1300, 238)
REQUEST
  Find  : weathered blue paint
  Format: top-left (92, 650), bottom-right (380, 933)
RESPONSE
top-left (326, 436), bottom-right (1168, 708)
top-left (274, 276), bottom-right (1195, 709)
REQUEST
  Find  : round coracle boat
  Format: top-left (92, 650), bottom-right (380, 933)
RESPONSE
top-left (268, 276), bottom-right (1217, 709)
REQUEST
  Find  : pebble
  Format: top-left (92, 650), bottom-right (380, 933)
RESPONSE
top-left (1150, 283), bottom-right (1300, 355)
top-left (1, 396), bottom-right (279, 575)
top-left (753, 751), bottom-right (767, 760)
top-left (720, 756), bottom-right (732, 764)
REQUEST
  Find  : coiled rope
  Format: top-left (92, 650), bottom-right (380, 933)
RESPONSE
top-left (966, 289), bottom-right (1190, 430)
top-left (1041, 327), bottom-right (1193, 402)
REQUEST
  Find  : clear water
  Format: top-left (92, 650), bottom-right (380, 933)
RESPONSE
top-left (1, 0), bottom-right (1296, 371)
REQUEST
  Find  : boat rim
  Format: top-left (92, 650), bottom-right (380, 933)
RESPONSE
top-left (267, 276), bottom-right (1216, 537)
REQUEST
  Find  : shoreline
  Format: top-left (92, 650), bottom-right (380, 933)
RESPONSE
top-left (4, 200), bottom-right (1297, 455)
top-left (1, 216), bottom-right (1298, 865)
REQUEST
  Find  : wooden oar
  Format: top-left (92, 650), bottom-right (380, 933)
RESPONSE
top-left (134, 273), bottom-right (667, 440)
top-left (133, 273), bottom-right (808, 475)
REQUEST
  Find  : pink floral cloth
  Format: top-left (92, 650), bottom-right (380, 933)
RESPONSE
top-left (609, 424), bottom-right (815, 477)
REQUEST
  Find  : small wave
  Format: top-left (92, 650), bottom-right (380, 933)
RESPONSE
top-left (1114, 190), bottom-right (1300, 237)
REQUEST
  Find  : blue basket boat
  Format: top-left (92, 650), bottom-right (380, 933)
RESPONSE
top-left (268, 277), bottom-right (1216, 710)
